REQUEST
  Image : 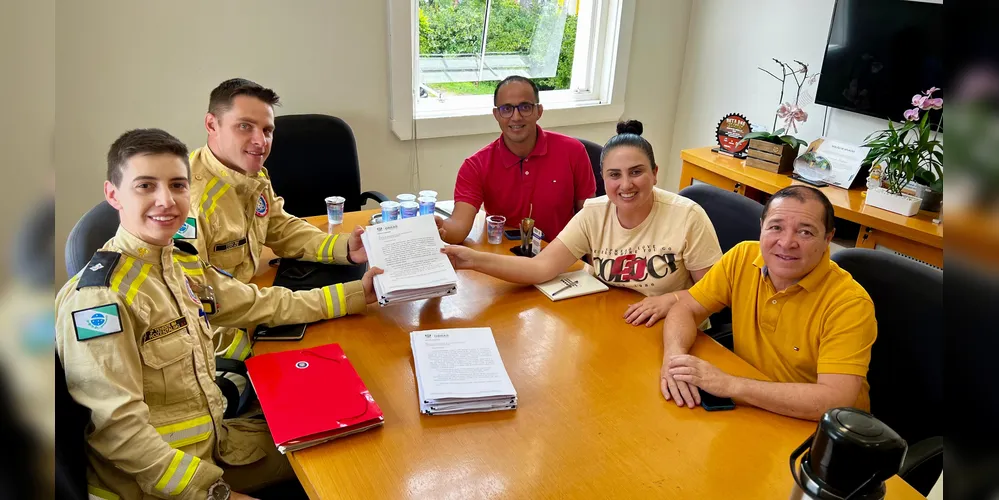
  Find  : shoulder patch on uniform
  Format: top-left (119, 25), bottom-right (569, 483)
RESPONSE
top-left (173, 240), bottom-right (199, 255)
top-left (255, 194), bottom-right (269, 217)
top-left (72, 304), bottom-right (123, 341)
top-left (77, 252), bottom-right (121, 290)
top-left (142, 316), bottom-right (188, 344)
top-left (173, 217), bottom-right (198, 239)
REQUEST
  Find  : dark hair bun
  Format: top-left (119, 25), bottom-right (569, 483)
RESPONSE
top-left (616, 120), bottom-right (643, 136)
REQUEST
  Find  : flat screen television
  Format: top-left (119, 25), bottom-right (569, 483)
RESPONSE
top-left (814, 0), bottom-right (943, 131)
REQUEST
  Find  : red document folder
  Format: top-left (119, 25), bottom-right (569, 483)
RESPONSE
top-left (245, 343), bottom-right (384, 453)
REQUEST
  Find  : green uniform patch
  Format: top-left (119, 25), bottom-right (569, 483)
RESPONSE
top-left (72, 304), bottom-right (123, 341)
top-left (174, 217), bottom-right (198, 239)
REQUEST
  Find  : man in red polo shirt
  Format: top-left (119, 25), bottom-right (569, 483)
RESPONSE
top-left (442, 76), bottom-right (596, 244)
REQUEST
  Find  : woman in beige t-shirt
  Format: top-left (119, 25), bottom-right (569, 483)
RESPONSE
top-left (442, 120), bottom-right (723, 327)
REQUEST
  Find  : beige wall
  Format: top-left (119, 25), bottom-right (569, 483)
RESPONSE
top-left (664, 0), bottom-right (944, 191)
top-left (54, 0), bottom-right (691, 282)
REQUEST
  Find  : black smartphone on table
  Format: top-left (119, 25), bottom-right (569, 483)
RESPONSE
top-left (253, 323), bottom-right (306, 341)
top-left (699, 391), bottom-right (735, 411)
top-left (504, 229), bottom-right (521, 241)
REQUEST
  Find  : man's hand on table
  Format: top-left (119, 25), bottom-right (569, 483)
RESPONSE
top-left (661, 357), bottom-right (701, 408)
top-left (667, 354), bottom-right (736, 401)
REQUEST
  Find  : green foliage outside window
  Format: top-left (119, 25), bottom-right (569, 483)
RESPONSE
top-left (419, 0), bottom-right (577, 95)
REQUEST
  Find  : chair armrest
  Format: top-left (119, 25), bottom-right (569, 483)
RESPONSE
top-left (360, 191), bottom-right (389, 205)
top-left (215, 375), bottom-right (242, 419)
top-left (215, 357), bottom-right (248, 376)
top-left (899, 436), bottom-right (943, 496)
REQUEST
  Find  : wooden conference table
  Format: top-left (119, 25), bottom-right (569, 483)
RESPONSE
top-left (251, 210), bottom-right (923, 499)
top-left (679, 147), bottom-right (943, 268)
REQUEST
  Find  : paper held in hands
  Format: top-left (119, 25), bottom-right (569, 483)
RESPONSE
top-left (534, 270), bottom-right (609, 301)
top-left (360, 215), bottom-right (458, 306)
top-left (410, 328), bottom-right (518, 416)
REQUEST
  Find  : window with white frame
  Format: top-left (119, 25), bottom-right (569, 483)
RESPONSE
top-left (389, 0), bottom-right (635, 139)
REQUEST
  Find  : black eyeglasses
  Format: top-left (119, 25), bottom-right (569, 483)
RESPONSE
top-left (495, 102), bottom-right (538, 118)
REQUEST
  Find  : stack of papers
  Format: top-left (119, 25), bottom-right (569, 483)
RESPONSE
top-left (361, 215), bottom-right (458, 305)
top-left (245, 343), bottom-right (384, 453)
top-left (410, 328), bottom-right (518, 415)
top-left (534, 270), bottom-right (610, 301)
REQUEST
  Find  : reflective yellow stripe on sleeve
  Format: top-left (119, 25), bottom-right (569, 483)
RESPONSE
top-left (323, 286), bottom-right (335, 319)
top-left (87, 484), bottom-right (120, 500)
top-left (154, 450), bottom-right (201, 496)
top-left (336, 283), bottom-right (347, 317)
top-left (155, 414), bottom-right (214, 449)
top-left (316, 235), bottom-right (333, 262)
top-left (222, 330), bottom-right (252, 361)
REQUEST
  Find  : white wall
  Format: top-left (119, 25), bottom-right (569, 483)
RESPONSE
top-left (54, 0), bottom-right (690, 283)
top-left (664, 0), bottom-right (940, 191)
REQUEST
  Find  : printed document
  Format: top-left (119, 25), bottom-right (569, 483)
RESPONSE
top-left (361, 215), bottom-right (458, 305)
top-left (410, 328), bottom-right (518, 415)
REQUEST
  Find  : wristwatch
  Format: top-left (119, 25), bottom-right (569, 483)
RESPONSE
top-left (207, 479), bottom-right (231, 500)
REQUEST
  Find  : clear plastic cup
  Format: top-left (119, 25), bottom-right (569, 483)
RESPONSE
top-left (325, 196), bottom-right (345, 225)
top-left (397, 193), bottom-right (417, 204)
top-left (400, 201), bottom-right (420, 218)
top-left (418, 196), bottom-right (436, 216)
top-left (486, 215), bottom-right (506, 244)
top-left (380, 201), bottom-right (400, 222)
top-left (419, 190), bottom-right (438, 199)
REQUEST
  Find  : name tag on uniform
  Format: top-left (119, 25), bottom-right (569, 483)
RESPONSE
top-left (142, 317), bottom-right (188, 344)
top-left (214, 238), bottom-right (247, 252)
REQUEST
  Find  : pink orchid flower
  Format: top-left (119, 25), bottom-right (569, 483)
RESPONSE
top-left (921, 97), bottom-right (943, 110)
top-left (924, 86), bottom-right (940, 97)
top-left (912, 94), bottom-right (927, 107)
top-left (792, 108), bottom-right (808, 123)
top-left (903, 108), bottom-right (920, 121)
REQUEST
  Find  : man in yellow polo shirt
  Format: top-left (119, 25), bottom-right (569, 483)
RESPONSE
top-left (660, 185), bottom-right (876, 421)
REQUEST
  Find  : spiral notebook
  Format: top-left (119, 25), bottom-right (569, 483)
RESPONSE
top-left (534, 270), bottom-right (609, 301)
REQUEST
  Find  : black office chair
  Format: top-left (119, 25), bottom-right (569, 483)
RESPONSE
top-left (65, 202), bottom-right (254, 418)
top-left (55, 352), bottom-right (89, 500)
top-left (678, 183), bottom-right (763, 253)
top-left (831, 249), bottom-right (942, 496)
top-left (678, 184), bottom-right (764, 349)
top-left (64, 201), bottom-right (119, 277)
top-left (577, 137), bottom-right (605, 197)
top-left (267, 114), bottom-right (388, 216)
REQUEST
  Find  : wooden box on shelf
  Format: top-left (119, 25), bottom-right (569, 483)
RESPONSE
top-left (745, 139), bottom-right (796, 174)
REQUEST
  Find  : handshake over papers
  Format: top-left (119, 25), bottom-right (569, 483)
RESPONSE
top-left (361, 214), bottom-right (458, 306)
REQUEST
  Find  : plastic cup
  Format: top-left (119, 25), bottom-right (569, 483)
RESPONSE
top-left (418, 196), bottom-right (436, 216)
top-left (486, 215), bottom-right (506, 244)
top-left (419, 190), bottom-right (438, 199)
top-left (325, 196), bottom-right (345, 225)
top-left (380, 201), bottom-right (400, 222)
top-left (400, 201), bottom-right (420, 218)
top-left (397, 193), bottom-right (417, 204)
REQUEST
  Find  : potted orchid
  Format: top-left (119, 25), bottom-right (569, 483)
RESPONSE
top-left (861, 87), bottom-right (944, 216)
top-left (740, 59), bottom-right (818, 173)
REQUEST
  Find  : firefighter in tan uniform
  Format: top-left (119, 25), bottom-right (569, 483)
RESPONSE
top-left (181, 78), bottom-right (393, 363)
top-left (56, 129), bottom-right (381, 500)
